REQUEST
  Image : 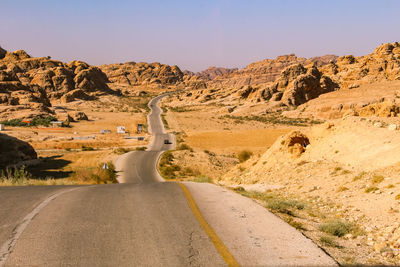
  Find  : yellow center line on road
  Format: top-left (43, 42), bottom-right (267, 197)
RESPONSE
top-left (178, 182), bottom-right (240, 267)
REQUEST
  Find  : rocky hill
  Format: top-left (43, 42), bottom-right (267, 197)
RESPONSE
top-left (99, 62), bottom-right (189, 93)
top-left (206, 54), bottom-right (337, 90)
top-left (195, 66), bottom-right (238, 80)
top-left (172, 43), bottom-right (400, 118)
top-left (0, 47), bottom-right (195, 120)
top-left (0, 48), bottom-right (116, 120)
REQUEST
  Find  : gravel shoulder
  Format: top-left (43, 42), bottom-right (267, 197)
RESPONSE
top-left (184, 181), bottom-right (337, 266)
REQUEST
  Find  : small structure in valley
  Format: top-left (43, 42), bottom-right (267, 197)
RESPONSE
top-left (117, 126), bottom-right (126, 134)
top-left (137, 124), bottom-right (143, 133)
top-left (0, 124), bottom-right (4, 131)
top-left (50, 121), bottom-right (64, 128)
top-left (100, 129), bottom-right (112, 134)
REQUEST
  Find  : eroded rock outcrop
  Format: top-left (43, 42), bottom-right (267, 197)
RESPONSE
top-left (99, 62), bottom-right (185, 90)
top-left (0, 133), bottom-right (37, 168)
top-left (0, 48), bottom-right (115, 120)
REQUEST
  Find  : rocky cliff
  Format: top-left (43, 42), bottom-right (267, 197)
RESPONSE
top-left (99, 61), bottom-right (206, 92)
top-left (173, 43), bottom-right (400, 117)
top-left (0, 48), bottom-right (116, 120)
top-left (195, 66), bottom-right (238, 80)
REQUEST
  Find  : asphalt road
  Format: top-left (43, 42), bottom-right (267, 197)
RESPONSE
top-left (0, 94), bottom-right (336, 266)
top-left (0, 94), bottom-right (225, 267)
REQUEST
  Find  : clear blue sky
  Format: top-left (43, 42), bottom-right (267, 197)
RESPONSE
top-left (1, 0), bottom-right (399, 71)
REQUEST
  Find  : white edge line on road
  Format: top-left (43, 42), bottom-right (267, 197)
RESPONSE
top-left (0, 187), bottom-right (81, 267)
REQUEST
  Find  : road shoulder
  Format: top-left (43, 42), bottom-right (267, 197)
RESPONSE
top-left (183, 181), bottom-right (337, 266)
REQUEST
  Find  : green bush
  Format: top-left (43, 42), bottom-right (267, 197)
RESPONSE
top-left (0, 116), bottom-right (57, 127)
top-left (82, 146), bottom-right (95, 151)
top-left (30, 116), bottom-right (57, 127)
top-left (0, 119), bottom-right (28, 127)
top-left (237, 150), bottom-right (253, 163)
top-left (320, 235), bottom-right (339, 247)
top-left (159, 151), bottom-right (180, 179)
top-left (319, 220), bottom-right (354, 237)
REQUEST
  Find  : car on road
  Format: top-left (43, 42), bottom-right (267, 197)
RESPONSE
top-left (164, 139), bottom-right (171, 144)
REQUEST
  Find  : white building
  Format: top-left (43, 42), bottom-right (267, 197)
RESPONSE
top-left (117, 126), bottom-right (126, 134)
top-left (0, 124), bottom-right (4, 131)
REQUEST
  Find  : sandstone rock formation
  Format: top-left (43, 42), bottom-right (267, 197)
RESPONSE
top-left (0, 133), bottom-right (37, 168)
top-left (99, 62), bottom-right (186, 91)
top-left (320, 42), bottom-right (400, 88)
top-left (0, 46), bottom-right (6, 59)
top-left (195, 66), bottom-right (238, 80)
top-left (0, 48), bottom-right (115, 120)
top-left (206, 54), bottom-right (337, 91)
top-left (173, 42), bottom-right (400, 118)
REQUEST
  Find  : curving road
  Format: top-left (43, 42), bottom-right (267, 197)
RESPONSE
top-left (0, 94), bottom-right (336, 266)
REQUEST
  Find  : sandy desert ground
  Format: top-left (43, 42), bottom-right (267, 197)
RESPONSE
top-left (161, 93), bottom-right (400, 265)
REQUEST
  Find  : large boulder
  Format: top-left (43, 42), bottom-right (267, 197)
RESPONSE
top-left (71, 111), bottom-right (88, 121)
top-left (60, 89), bottom-right (91, 103)
top-left (0, 133), bottom-right (37, 168)
top-left (281, 66), bottom-right (338, 106)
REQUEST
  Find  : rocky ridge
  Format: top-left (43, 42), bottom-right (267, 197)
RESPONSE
top-left (173, 42), bottom-right (400, 118)
top-left (194, 66), bottom-right (238, 81)
top-left (0, 48), bottom-right (115, 120)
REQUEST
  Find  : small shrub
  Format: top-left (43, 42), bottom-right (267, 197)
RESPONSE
top-left (69, 162), bottom-right (117, 184)
top-left (177, 143), bottom-right (193, 152)
top-left (237, 150), bottom-right (253, 163)
top-left (0, 166), bottom-right (31, 184)
top-left (319, 220), bottom-right (354, 237)
top-left (341, 170), bottom-right (351, 175)
top-left (320, 235), bottom-right (339, 247)
top-left (395, 194), bottom-right (400, 200)
top-left (372, 175), bottom-right (384, 184)
top-left (267, 200), bottom-right (294, 215)
top-left (135, 146), bottom-right (146, 151)
top-left (365, 186), bottom-right (379, 193)
top-left (286, 217), bottom-right (305, 230)
top-left (30, 116), bottom-right (57, 127)
top-left (337, 186), bottom-right (349, 192)
top-left (0, 118), bottom-right (28, 127)
top-left (159, 151), bottom-right (180, 179)
top-left (82, 146), bottom-right (95, 151)
top-left (333, 166), bottom-right (342, 172)
top-left (353, 171), bottom-right (367, 181)
top-left (387, 184), bottom-right (395, 189)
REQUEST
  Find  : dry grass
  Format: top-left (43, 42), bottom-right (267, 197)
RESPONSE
top-left (184, 129), bottom-right (291, 154)
top-left (69, 162), bottom-right (117, 184)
